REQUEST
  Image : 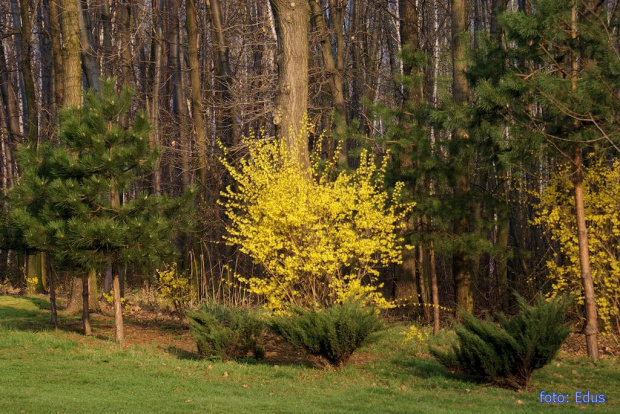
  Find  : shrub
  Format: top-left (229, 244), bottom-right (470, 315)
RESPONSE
top-left (430, 295), bottom-right (571, 390)
top-left (155, 263), bottom-right (192, 315)
top-left (188, 303), bottom-right (265, 360)
top-left (219, 128), bottom-right (413, 312)
top-left (532, 159), bottom-right (620, 333)
top-left (270, 299), bottom-right (384, 367)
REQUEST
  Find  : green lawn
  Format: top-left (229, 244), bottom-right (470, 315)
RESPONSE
top-left (0, 295), bottom-right (617, 413)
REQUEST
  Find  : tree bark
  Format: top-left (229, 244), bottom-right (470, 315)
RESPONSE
top-left (186, 0), bottom-right (208, 186)
top-left (49, 0), bottom-right (64, 110)
top-left (269, 0), bottom-right (310, 169)
top-left (430, 239), bottom-right (440, 334)
top-left (0, 44), bottom-right (22, 142)
top-left (82, 271), bottom-right (91, 335)
top-left (110, 184), bottom-right (124, 343)
top-left (148, 0), bottom-right (163, 194)
top-left (77, 0), bottom-right (101, 92)
top-left (572, 147), bottom-right (598, 359)
top-left (450, 0), bottom-right (473, 315)
top-left (168, 0), bottom-right (191, 188)
top-left (570, 3), bottom-right (598, 360)
top-left (60, 0), bottom-right (82, 108)
top-left (18, 0), bottom-right (39, 143)
top-left (207, 0), bottom-right (239, 149)
top-left (47, 255), bottom-right (57, 327)
top-left (113, 261), bottom-right (124, 343)
top-left (309, 0), bottom-right (347, 140)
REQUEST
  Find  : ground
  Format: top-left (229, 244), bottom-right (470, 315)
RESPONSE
top-left (0, 294), bottom-right (618, 413)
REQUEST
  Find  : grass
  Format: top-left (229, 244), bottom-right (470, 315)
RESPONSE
top-left (0, 295), bottom-right (618, 413)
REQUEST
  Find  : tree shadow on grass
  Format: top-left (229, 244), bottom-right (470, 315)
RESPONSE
top-left (166, 345), bottom-right (200, 360)
top-left (0, 295), bottom-right (54, 331)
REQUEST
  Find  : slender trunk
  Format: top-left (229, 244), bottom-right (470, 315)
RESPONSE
top-left (417, 241), bottom-right (430, 323)
top-left (61, 0), bottom-right (82, 108)
top-left (113, 263), bottom-right (124, 343)
top-left (149, 0), bottom-right (162, 194)
top-left (186, 0), bottom-right (208, 186)
top-left (570, 3), bottom-right (598, 360)
top-left (119, 0), bottom-right (133, 89)
top-left (0, 45), bottom-right (22, 141)
top-left (82, 273), bottom-right (91, 335)
top-left (104, 259), bottom-right (112, 295)
top-left (110, 184), bottom-right (124, 343)
top-left (573, 148), bottom-right (599, 359)
top-left (100, 0), bottom-right (113, 77)
top-left (169, 0), bottom-right (190, 188)
top-left (309, 0), bottom-right (347, 140)
top-left (18, 0), bottom-right (38, 143)
top-left (48, 255), bottom-right (57, 327)
top-left (77, 0), bottom-right (101, 92)
top-left (207, 0), bottom-right (239, 148)
top-left (451, 0), bottom-right (473, 315)
top-left (49, 0), bottom-right (64, 110)
top-left (497, 206), bottom-right (510, 312)
top-left (430, 239), bottom-right (440, 334)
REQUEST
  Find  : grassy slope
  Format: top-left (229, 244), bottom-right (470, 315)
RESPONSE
top-left (0, 296), bottom-right (618, 414)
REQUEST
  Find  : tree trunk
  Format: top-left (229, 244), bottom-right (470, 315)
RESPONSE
top-left (60, 0), bottom-right (82, 108)
top-left (186, 0), bottom-right (208, 187)
top-left (49, 0), bottom-right (64, 110)
top-left (417, 240), bottom-right (430, 323)
top-left (450, 0), bottom-right (473, 315)
top-left (430, 239), bottom-right (440, 334)
top-left (572, 148), bottom-right (599, 359)
top-left (110, 184), bottom-right (124, 343)
top-left (82, 272), bottom-right (91, 335)
top-left (207, 0), bottom-right (239, 149)
top-left (399, 0), bottom-right (422, 102)
top-left (113, 263), bottom-right (124, 343)
top-left (77, 0), bottom-right (101, 92)
top-left (0, 44), bottom-right (22, 142)
top-left (47, 255), bottom-right (57, 327)
top-left (309, 0), bottom-right (347, 141)
top-left (168, 0), bottom-right (191, 188)
top-left (18, 0), bottom-right (39, 143)
top-left (571, 3), bottom-right (598, 360)
top-left (269, 0), bottom-right (310, 168)
top-left (148, 0), bottom-right (163, 194)
top-left (66, 271), bottom-right (100, 313)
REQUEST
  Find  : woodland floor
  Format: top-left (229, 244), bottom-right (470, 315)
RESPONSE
top-left (0, 294), bottom-right (619, 413)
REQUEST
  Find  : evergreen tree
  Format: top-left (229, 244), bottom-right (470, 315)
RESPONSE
top-left (471, 0), bottom-right (620, 359)
top-left (9, 80), bottom-right (193, 341)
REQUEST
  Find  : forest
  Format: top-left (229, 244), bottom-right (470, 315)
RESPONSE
top-left (0, 0), bottom-right (619, 411)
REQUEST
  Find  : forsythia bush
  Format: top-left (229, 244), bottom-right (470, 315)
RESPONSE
top-left (532, 160), bottom-right (620, 333)
top-left (155, 263), bottom-right (192, 315)
top-left (220, 129), bottom-right (413, 312)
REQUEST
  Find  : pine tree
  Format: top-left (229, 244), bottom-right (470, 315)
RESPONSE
top-left (471, 0), bottom-right (620, 359)
top-left (9, 79), bottom-right (193, 341)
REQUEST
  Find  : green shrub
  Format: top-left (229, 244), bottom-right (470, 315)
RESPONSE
top-left (188, 303), bottom-right (265, 360)
top-left (270, 299), bottom-right (384, 367)
top-left (431, 295), bottom-right (571, 390)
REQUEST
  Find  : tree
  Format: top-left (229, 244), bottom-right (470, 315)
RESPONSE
top-left (269, 0), bottom-right (311, 168)
top-left (473, 0), bottom-right (620, 358)
top-left (450, 0), bottom-right (474, 315)
top-left (9, 80), bottom-right (193, 341)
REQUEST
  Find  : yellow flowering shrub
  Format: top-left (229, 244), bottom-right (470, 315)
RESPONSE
top-left (532, 160), bottom-right (620, 333)
top-left (219, 129), bottom-right (414, 312)
top-left (155, 262), bottom-right (192, 314)
top-left (402, 324), bottom-right (429, 344)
